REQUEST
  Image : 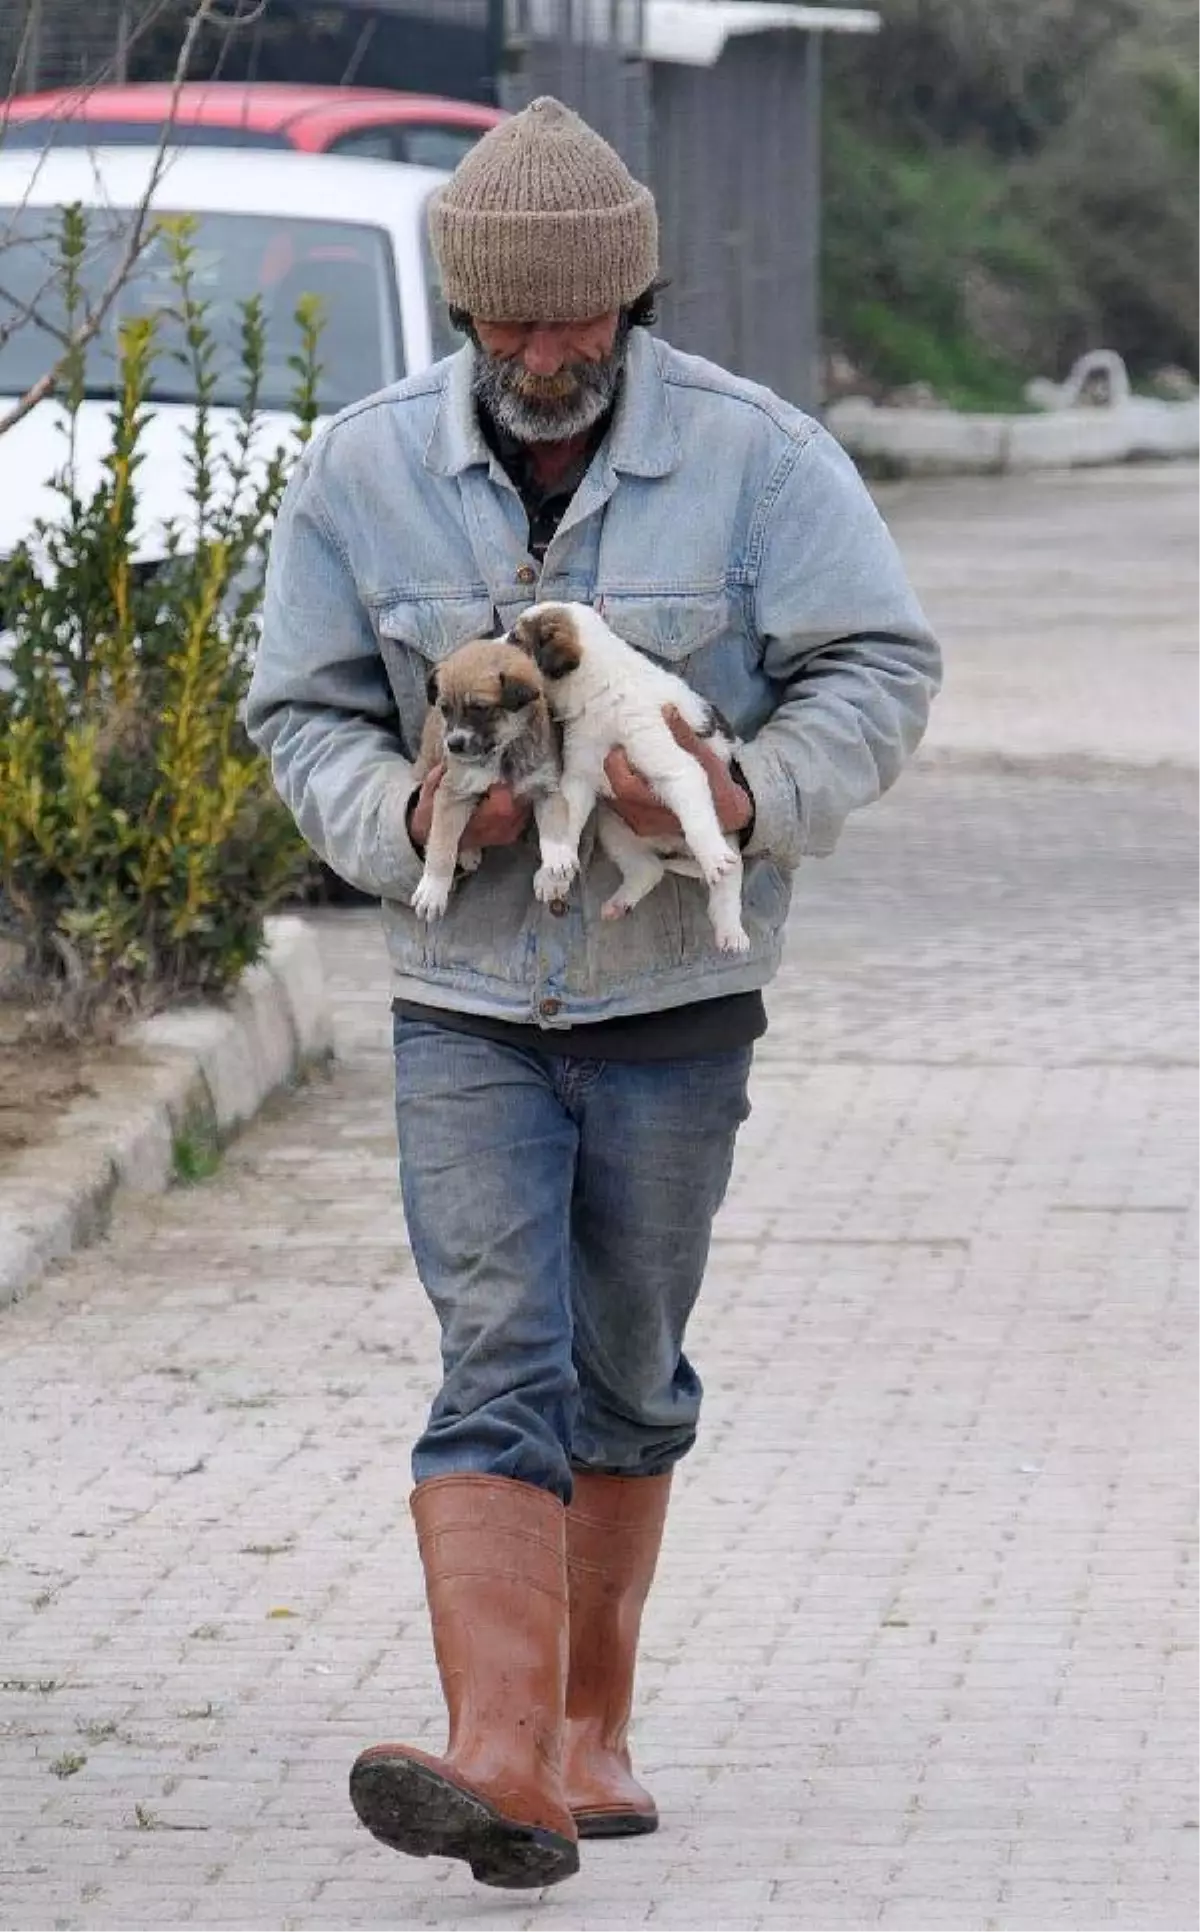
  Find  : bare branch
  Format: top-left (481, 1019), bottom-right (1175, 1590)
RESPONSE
top-left (0, 0), bottom-right (258, 250)
top-left (0, 269), bottom-right (73, 352)
top-left (0, 0), bottom-right (169, 265)
top-left (0, 0), bottom-right (247, 438)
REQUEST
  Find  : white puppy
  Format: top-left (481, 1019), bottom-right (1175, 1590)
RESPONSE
top-left (510, 601), bottom-right (750, 953)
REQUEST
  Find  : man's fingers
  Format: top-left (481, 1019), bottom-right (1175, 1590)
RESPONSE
top-left (606, 748), bottom-right (661, 809)
top-left (463, 784), bottom-right (532, 849)
top-left (604, 746), bottom-right (634, 790)
top-left (663, 705), bottom-right (699, 752)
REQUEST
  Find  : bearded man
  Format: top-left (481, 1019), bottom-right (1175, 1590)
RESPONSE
top-left (247, 97), bottom-right (941, 1890)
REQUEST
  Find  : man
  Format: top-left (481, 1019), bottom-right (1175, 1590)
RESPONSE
top-left (247, 97), bottom-right (940, 1890)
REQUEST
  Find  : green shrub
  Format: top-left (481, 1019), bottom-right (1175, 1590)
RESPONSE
top-left (821, 124), bottom-right (1062, 406)
top-left (1018, 38), bottom-right (1200, 372)
top-left (822, 0), bottom-right (1198, 401)
top-left (0, 212), bottom-right (318, 1025)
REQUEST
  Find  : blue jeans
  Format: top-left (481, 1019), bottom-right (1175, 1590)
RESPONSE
top-left (393, 1014), bottom-right (753, 1502)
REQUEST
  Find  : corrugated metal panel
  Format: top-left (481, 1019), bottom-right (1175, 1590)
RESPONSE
top-left (652, 32), bottom-right (820, 407)
top-left (504, 0), bottom-right (650, 180)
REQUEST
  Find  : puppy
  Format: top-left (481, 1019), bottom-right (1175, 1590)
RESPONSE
top-left (509, 602), bottom-right (750, 953)
top-left (411, 638), bottom-right (568, 922)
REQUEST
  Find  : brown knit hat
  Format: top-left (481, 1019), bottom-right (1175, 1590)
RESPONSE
top-left (428, 96), bottom-right (658, 323)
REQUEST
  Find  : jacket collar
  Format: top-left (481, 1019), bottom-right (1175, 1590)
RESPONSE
top-left (423, 330), bottom-right (681, 482)
top-left (424, 344), bottom-right (490, 477)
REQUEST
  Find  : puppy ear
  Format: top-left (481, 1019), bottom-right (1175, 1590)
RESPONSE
top-left (498, 672), bottom-right (534, 712)
top-left (513, 608), bottom-right (582, 681)
top-left (425, 667), bottom-right (440, 707)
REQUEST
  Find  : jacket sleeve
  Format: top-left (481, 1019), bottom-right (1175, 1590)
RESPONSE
top-left (734, 424), bottom-right (942, 867)
top-left (245, 442), bottom-right (424, 902)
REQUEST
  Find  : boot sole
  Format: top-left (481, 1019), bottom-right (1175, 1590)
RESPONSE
top-left (349, 1752), bottom-right (579, 1890)
top-left (574, 1807), bottom-right (659, 1839)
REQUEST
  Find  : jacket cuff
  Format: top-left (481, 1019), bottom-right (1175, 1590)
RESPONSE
top-left (372, 776), bottom-right (426, 903)
top-left (733, 736), bottom-right (804, 869)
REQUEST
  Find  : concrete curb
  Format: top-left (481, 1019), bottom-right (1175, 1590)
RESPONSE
top-left (915, 745), bottom-right (1200, 785)
top-left (0, 916), bottom-right (332, 1308)
top-left (826, 396), bottom-right (1200, 476)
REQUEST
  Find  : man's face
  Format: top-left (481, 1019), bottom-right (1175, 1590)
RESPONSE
top-left (471, 312), bottom-right (625, 444)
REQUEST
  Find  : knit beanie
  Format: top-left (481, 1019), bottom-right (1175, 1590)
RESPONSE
top-left (428, 96), bottom-right (658, 323)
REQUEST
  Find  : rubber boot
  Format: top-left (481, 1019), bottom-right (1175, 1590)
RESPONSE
top-left (349, 1474), bottom-right (579, 1889)
top-left (562, 1470), bottom-right (672, 1837)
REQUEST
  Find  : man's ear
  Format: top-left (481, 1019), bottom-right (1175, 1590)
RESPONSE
top-left (513, 608), bottom-right (582, 681)
top-left (498, 672), bottom-right (534, 711)
top-left (425, 667), bottom-right (440, 706)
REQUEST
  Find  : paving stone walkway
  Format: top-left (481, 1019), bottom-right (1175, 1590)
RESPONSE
top-left (1, 474), bottom-right (1196, 1932)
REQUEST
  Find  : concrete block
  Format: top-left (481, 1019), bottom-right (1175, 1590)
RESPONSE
top-left (0, 918), bottom-right (333, 1305)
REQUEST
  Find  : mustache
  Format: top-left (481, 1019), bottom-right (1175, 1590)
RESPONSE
top-left (502, 363), bottom-right (596, 401)
top-left (506, 369), bottom-right (579, 399)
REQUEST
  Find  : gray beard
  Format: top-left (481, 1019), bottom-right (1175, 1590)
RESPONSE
top-left (471, 336), bottom-right (627, 444)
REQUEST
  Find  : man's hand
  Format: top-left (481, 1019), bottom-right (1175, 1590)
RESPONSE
top-left (461, 784), bottom-right (532, 850)
top-left (407, 763), bottom-right (532, 854)
top-left (604, 708), bottom-right (754, 842)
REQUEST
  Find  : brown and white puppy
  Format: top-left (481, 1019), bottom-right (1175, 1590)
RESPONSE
top-left (411, 638), bottom-right (568, 922)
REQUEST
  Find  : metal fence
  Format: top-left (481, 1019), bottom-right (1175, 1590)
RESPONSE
top-left (1, 0), bottom-right (501, 100)
top-left (3, 0), bottom-right (134, 92)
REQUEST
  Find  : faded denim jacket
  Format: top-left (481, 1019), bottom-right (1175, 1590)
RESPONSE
top-left (246, 330), bottom-right (941, 1029)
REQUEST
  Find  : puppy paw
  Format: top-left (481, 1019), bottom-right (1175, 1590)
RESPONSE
top-left (537, 840), bottom-right (579, 880)
top-left (534, 856), bottom-right (578, 904)
top-left (696, 843), bottom-right (739, 886)
top-left (458, 848), bottom-right (482, 875)
top-left (714, 922), bottom-right (752, 954)
top-left (601, 893), bottom-right (633, 921)
top-left (412, 873), bottom-right (452, 922)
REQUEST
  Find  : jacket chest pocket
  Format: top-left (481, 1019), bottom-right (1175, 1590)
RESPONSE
top-left (596, 591), bottom-right (733, 667)
top-left (597, 590), bottom-right (765, 737)
top-left (375, 595), bottom-right (498, 755)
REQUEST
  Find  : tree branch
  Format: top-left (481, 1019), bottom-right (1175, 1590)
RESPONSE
top-left (0, 0), bottom-right (270, 438)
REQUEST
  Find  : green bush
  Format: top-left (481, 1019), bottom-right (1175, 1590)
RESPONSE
top-left (0, 212), bottom-right (318, 1025)
top-left (821, 125), bottom-right (1064, 407)
top-left (1018, 38), bottom-right (1200, 373)
top-left (822, 0), bottom-right (1198, 402)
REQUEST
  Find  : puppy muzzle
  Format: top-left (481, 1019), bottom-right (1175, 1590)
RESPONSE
top-left (444, 729), bottom-right (489, 759)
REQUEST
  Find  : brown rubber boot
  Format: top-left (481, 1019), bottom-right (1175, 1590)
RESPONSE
top-left (349, 1474), bottom-right (579, 1889)
top-left (562, 1469), bottom-right (672, 1837)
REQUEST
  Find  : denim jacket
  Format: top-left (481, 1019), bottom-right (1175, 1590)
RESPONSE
top-left (246, 331), bottom-right (941, 1028)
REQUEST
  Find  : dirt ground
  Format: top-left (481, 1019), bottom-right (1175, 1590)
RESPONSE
top-left (0, 1008), bottom-right (108, 1162)
top-left (0, 933), bottom-right (130, 1168)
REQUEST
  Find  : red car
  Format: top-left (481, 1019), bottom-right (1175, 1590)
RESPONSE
top-left (1, 82), bottom-right (504, 171)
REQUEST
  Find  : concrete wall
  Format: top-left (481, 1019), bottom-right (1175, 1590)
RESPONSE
top-left (826, 396), bottom-right (1200, 476)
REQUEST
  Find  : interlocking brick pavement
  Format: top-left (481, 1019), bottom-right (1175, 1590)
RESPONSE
top-left (883, 463), bottom-right (1198, 771)
top-left (1, 764), bottom-right (1194, 1932)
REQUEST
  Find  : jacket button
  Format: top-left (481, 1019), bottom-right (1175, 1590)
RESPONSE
top-left (549, 897), bottom-right (568, 918)
top-left (539, 997), bottom-right (561, 1018)
top-left (516, 563), bottom-right (537, 585)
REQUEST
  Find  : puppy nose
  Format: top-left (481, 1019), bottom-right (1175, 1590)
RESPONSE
top-left (444, 729), bottom-right (473, 754)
